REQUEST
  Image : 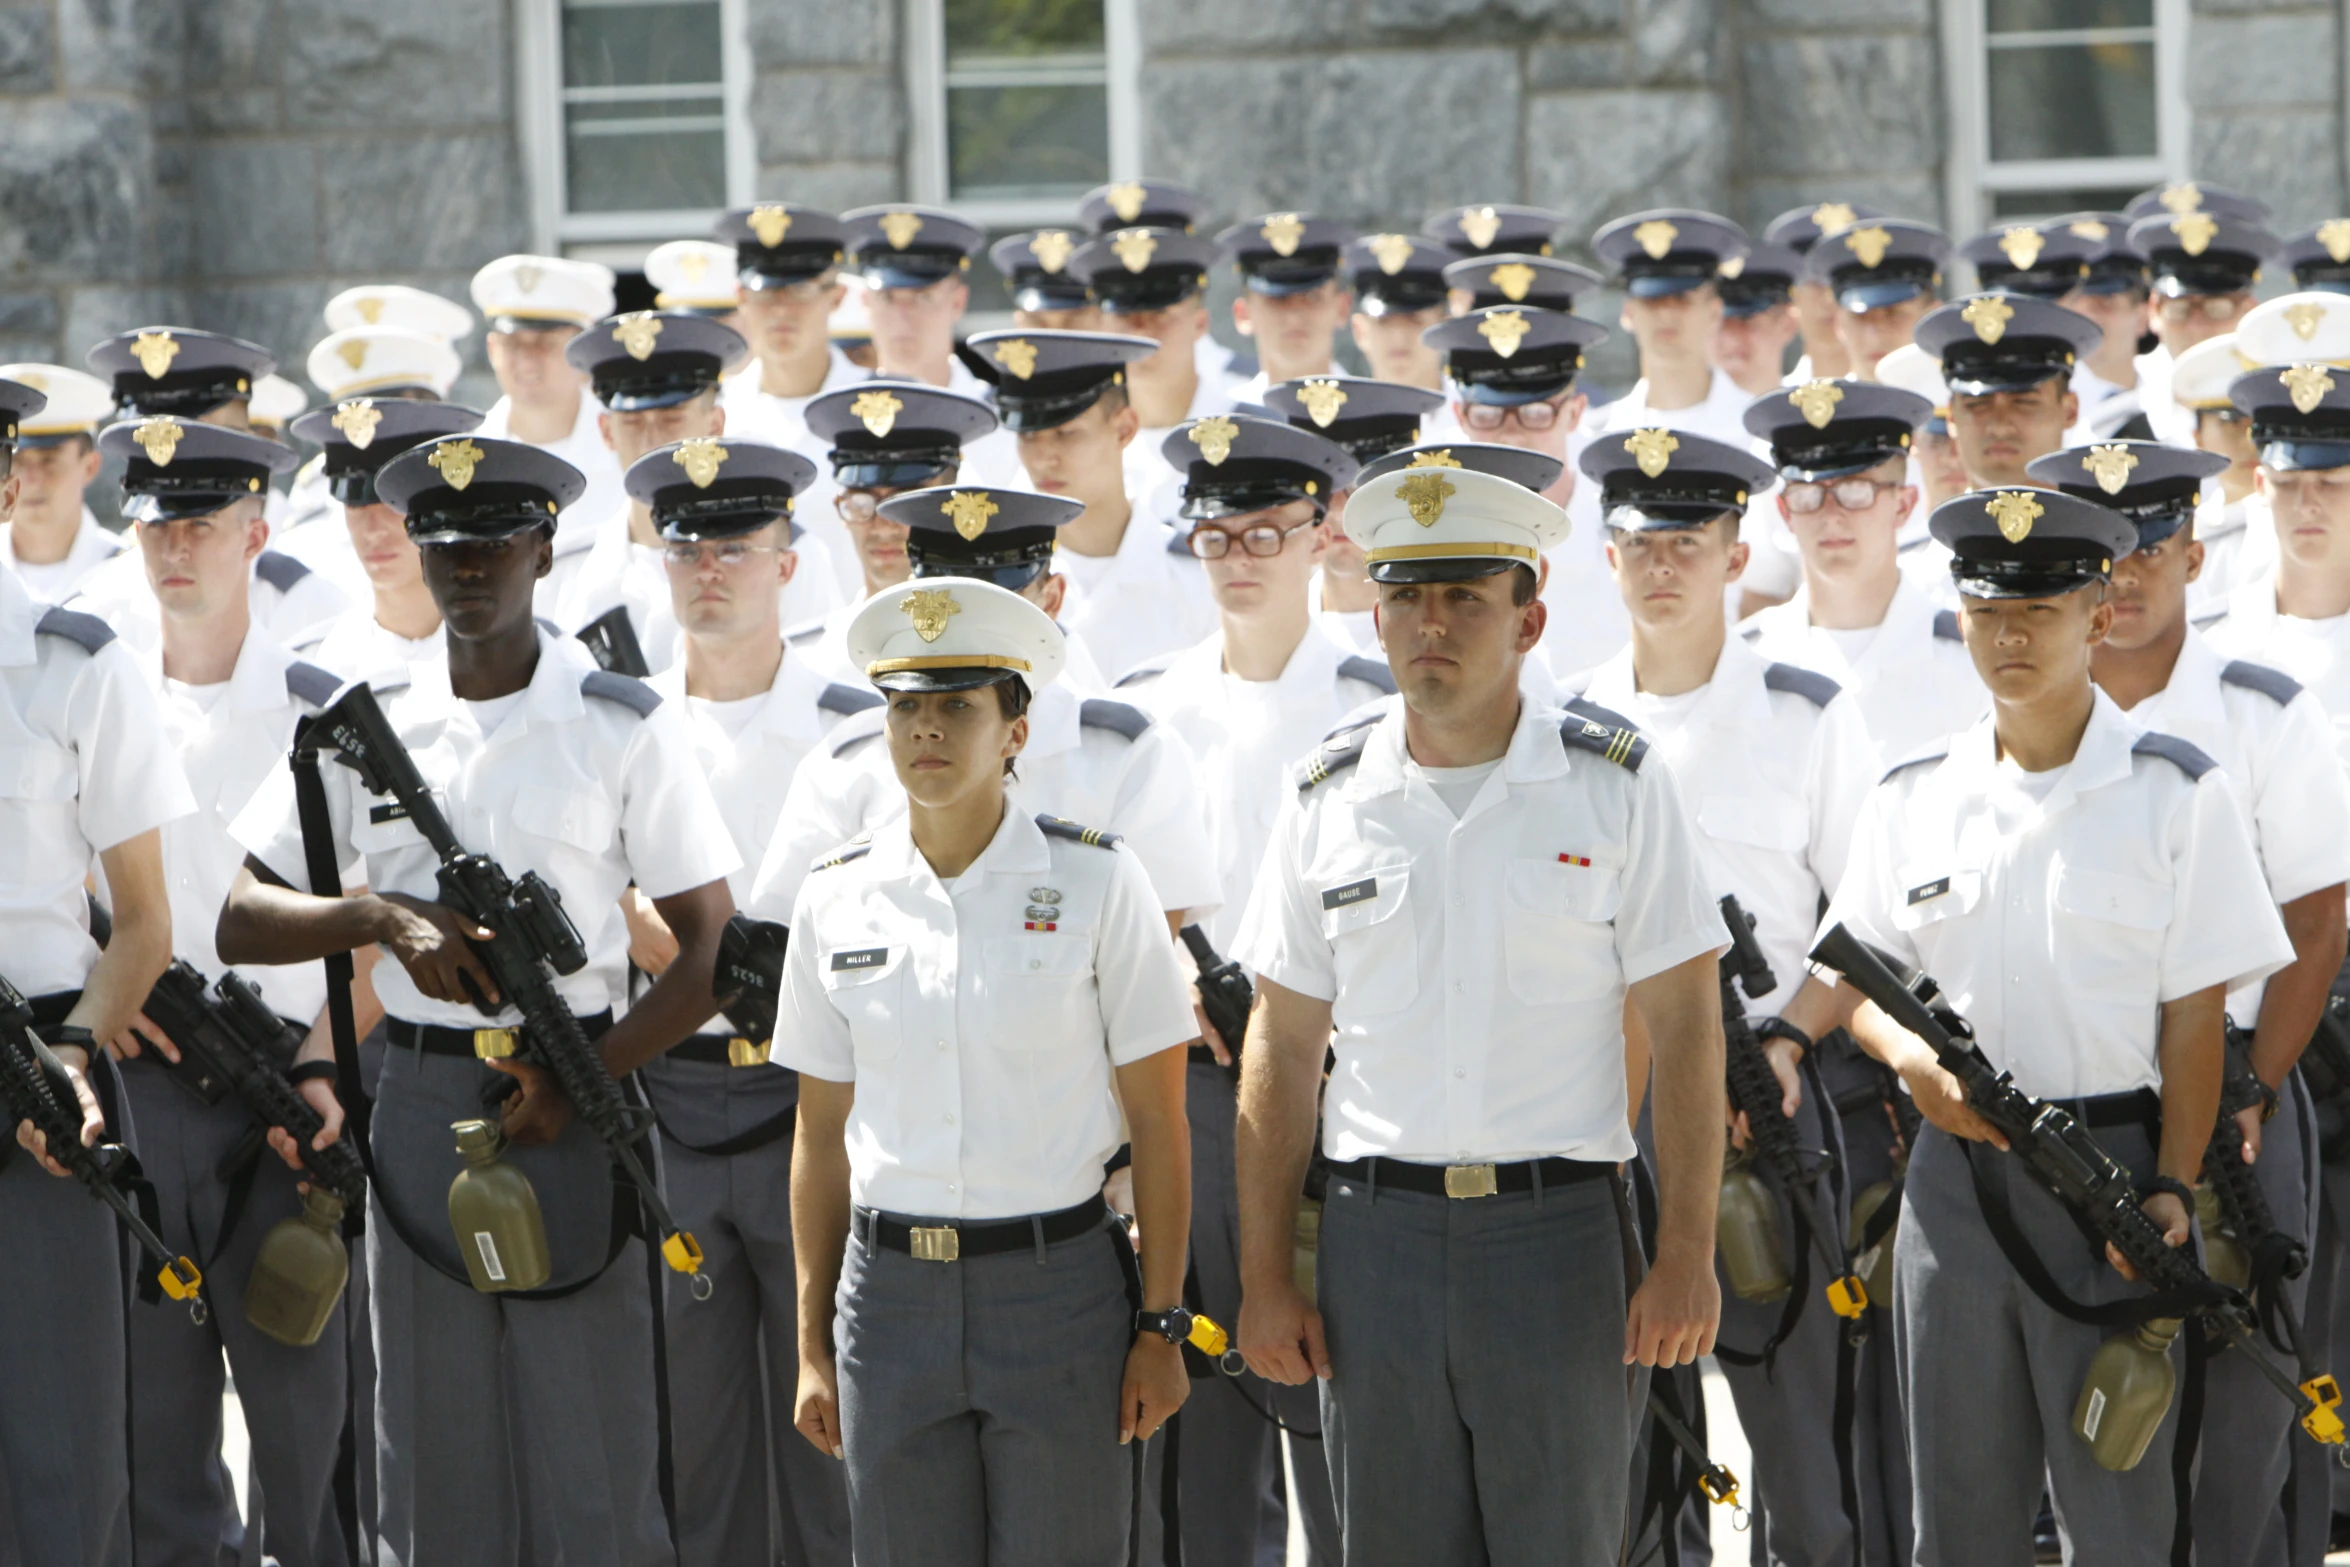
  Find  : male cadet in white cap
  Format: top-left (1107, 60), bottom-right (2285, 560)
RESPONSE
top-left (2033, 437), bottom-right (2350, 1567)
top-left (0, 362), bottom-right (122, 600)
top-left (1232, 462), bottom-right (1727, 1567)
top-left (1345, 233), bottom-right (1453, 392)
top-left (1826, 484), bottom-right (2289, 1566)
top-left (1712, 240), bottom-right (1806, 398)
top-left (1216, 214), bottom-right (1359, 406)
top-left (1590, 210), bottom-right (1757, 447)
top-left (93, 414), bottom-right (353, 1567)
top-left (0, 370), bottom-right (191, 1567)
top-left (713, 204), bottom-right (864, 472)
top-left (1765, 201), bottom-right (1885, 382)
top-left (2168, 335), bottom-right (2263, 610)
top-left (1916, 291), bottom-right (2101, 494)
top-left (2126, 190), bottom-right (2279, 449)
top-left (1066, 226), bottom-right (1237, 500)
top-left (841, 204), bottom-right (989, 397)
top-left (220, 432), bottom-right (739, 1567)
top-left (1803, 219), bottom-right (1951, 382)
top-left (960, 329), bottom-right (1214, 682)
top-left (616, 437), bottom-right (857, 1567)
top-left (469, 252), bottom-right (626, 529)
top-left (645, 239), bottom-right (743, 328)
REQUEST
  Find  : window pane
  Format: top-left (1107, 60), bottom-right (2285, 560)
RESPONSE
top-left (566, 127), bottom-right (726, 212)
top-left (1986, 0), bottom-right (2150, 33)
top-left (945, 0), bottom-right (1103, 58)
top-left (563, 3), bottom-right (722, 89)
top-left (1987, 42), bottom-right (2155, 161)
top-left (1987, 187), bottom-right (2141, 221)
top-left (948, 83), bottom-right (1108, 199)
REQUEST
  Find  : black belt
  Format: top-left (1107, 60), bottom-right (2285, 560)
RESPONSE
top-left (668, 1032), bottom-right (794, 1070)
top-left (25, 991), bottom-right (79, 1031)
top-left (857, 1195), bottom-right (1107, 1262)
top-left (1324, 1154), bottom-right (1613, 1199)
top-left (2058, 1086), bottom-right (2163, 1134)
top-left (386, 1010), bottom-right (614, 1058)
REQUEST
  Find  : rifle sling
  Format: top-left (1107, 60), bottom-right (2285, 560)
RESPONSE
top-left (1960, 1138), bottom-right (2213, 1329)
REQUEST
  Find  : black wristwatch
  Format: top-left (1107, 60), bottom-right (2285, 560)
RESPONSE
top-left (2140, 1175), bottom-right (2194, 1210)
top-left (40, 1024), bottom-right (97, 1053)
top-left (1134, 1307), bottom-right (1195, 1346)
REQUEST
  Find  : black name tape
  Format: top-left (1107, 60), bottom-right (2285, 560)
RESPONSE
top-left (1905, 877), bottom-right (1951, 905)
top-left (368, 802), bottom-right (410, 825)
top-left (1321, 877), bottom-right (1378, 911)
top-left (830, 947), bottom-right (889, 972)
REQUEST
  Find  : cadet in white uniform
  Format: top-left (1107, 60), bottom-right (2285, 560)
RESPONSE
top-left (1574, 428), bottom-right (1877, 1567)
top-left (1589, 209), bottom-right (1760, 448)
top-left (1764, 201), bottom-right (1885, 383)
top-left (1805, 218), bottom-right (1951, 382)
top-left (1233, 466), bottom-right (1729, 1566)
top-left (782, 578), bottom-right (1200, 1567)
top-left (1917, 290), bottom-right (2101, 499)
top-left (222, 435), bottom-right (739, 1567)
top-left (1344, 232), bottom-right (1454, 396)
top-left (2123, 195), bottom-right (2278, 451)
top-left (1827, 486), bottom-right (2292, 1565)
top-left (1215, 215), bottom-right (1358, 407)
top-left (0, 364), bottom-right (122, 601)
top-left (0, 373), bottom-right (190, 1567)
top-left (1712, 241), bottom-right (1805, 399)
top-left (1065, 225), bottom-right (1237, 500)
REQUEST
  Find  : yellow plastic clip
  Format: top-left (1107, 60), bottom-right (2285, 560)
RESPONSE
top-left (1826, 1275), bottom-right (1869, 1319)
top-left (661, 1231), bottom-right (706, 1276)
top-left (1699, 1466), bottom-right (1741, 1509)
top-left (1188, 1312), bottom-right (1231, 1359)
top-left (2301, 1375), bottom-right (2345, 1444)
top-left (159, 1256), bottom-right (203, 1301)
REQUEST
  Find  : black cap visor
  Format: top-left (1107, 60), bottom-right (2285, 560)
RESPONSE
top-left (1365, 555), bottom-right (1523, 585)
top-left (2152, 260), bottom-right (2258, 297)
top-left (1772, 427), bottom-right (1912, 482)
top-left (594, 357), bottom-right (725, 413)
top-left (405, 486), bottom-right (562, 545)
top-left (1095, 271), bottom-right (1206, 312)
top-left (1355, 280), bottom-right (1448, 315)
top-left (1719, 281), bottom-right (1793, 318)
top-left (1240, 254), bottom-right (1343, 296)
top-left (2258, 437), bottom-right (2350, 472)
top-left (1950, 540), bottom-right (2115, 599)
top-left (870, 663), bottom-right (1031, 695)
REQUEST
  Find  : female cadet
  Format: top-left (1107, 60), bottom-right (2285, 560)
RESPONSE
top-left (781, 577), bottom-right (1200, 1567)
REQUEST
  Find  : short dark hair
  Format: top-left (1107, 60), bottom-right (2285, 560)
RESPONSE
top-left (996, 676), bottom-right (1031, 776)
top-left (1509, 562), bottom-right (1538, 605)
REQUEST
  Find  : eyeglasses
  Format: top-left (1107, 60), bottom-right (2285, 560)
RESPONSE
top-left (1783, 477), bottom-right (1900, 514)
top-left (837, 489), bottom-right (900, 524)
top-left (662, 541), bottom-right (782, 568)
top-left (1187, 518), bottom-right (1316, 560)
top-left (2156, 295), bottom-right (2247, 324)
top-left (748, 274), bottom-right (836, 303)
top-left (1462, 400), bottom-right (1561, 433)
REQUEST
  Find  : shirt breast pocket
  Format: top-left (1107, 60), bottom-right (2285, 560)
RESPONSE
top-left (982, 933), bottom-right (1096, 1049)
top-left (2054, 864), bottom-right (2173, 1003)
top-left (349, 801), bottom-right (429, 859)
top-left (1316, 865), bottom-right (1418, 1017)
top-left (1502, 856), bottom-right (1623, 1003)
top-left (1889, 869), bottom-right (1982, 933)
top-left (512, 782), bottom-right (618, 856)
top-left (0, 741), bottom-right (79, 805)
top-left (1698, 791), bottom-right (1809, 854)
top-left (819, 943), bottom-right (906, 1063)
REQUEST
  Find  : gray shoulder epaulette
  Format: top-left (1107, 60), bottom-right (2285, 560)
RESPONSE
top-left (817, 681), bottom-right (883, 716)
top-left (809, 835), bottom-right (872, 872)
top-left (1113, 651), bottom-right (1177, 689)
top-left (1931, 608), bottom-right (1962, 642)
top-left (1078, 698), bottom-right (1151, 740)
top-left (2133, 730), bottom-right (2216, 780)
top-left (2219, 659), bottom-right (2301, 706)
top-left (1337, 653), bottom-right (1398, 695)
top-left (1037, 814), bottom-right (1123, 849)
top-left (2189, 599), bottom-right (2229, 628)
top-left (1560, 697), bottom-right (1648, 771)
top-left (283, 660), bottom-right (341, 708)
top-left (33, 605), bottom-right (115, 655)
top-left (1739, 622), bottom-right (1762, 644)
top-left (534, 615), bottom-right (563, 638)
top-left (782, 615), bottom-right (828, 646)
top-left (1763, 662), bottom-right (1840, 708)
top-left (827, 706), bottom-right (886, 758)
top-left (1880, 748), bottom-right (1948, 785)
top-left (253, 551), bottom-right (312, 593)
top-left (581, 669), bottom-right (660, 717)
top-left (1293, 711), bottom-right (1384, 790)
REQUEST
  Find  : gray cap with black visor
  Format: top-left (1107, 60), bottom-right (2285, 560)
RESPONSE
top-left (1262, 375), bottom-right (1442, 465)
top-left (101, 416), bottom-right (298, 524)
top-left (1717, 241), bottom-right (1803, 318)
top-left (1743, 379), bottom-right (1931, 482)
top-left (0, 376), bottom-right (46, 464)
top-left (1929, 486), bottom-right (2137, 599)
top-left (881, 483), bottom-right (1083, 593)
top-left (87, 327), bottom-right (275, 420)
top-left (564, 311), bottom-right (745, 412)
top-left (625, 436), bottom-right (815, 542)
top-left (1962, 223), bottom-right (2098, 301)
top-left (1914, 292), bottom-right (2101, 396)
top-left (375, 435), bottom-right (585, 545)
top-left (1079, 179), bottom-right (1207, 235)
top-left (956, 330), bottom-right (1156, 432)
top-left (289, 399), bottom-right (485, 507)
top-left (1422, 306), bottom-right (1608, 406)
top-left (2025, 440), bottom-right (2228, 548)
top-left (1163, 413), bottom-right (1356, 526)
top-left (1592, 209), bottom-right (1750, 298)
top-left (1067, 228), bottom-right (1216, 314)
top-left (988, 230), bottom-right (1092, 314)
top-left (1763, 201), bottom-right (1885, 256)
top-left (2229, 361), bottom-right (2350, 473)
top-left (2126, 210), bottom-right (2279, 298)
top-left (1802, 219), bottom-right (1950, 312)
top-left (804, 381), bottom-right (998, 492)
top-left (714, 204), bottom-right (848, 289)
top-left (1441, 253), bottom-right (1604, 314)
top-left (1578, 427), bottom-right (1776, 532)
top-left (1422, 204), bottom-right (1562, 259)
top-left (1215, 214), bottom-right (1357, 296)
top-left (1347, 233), bottom-right (1455, 315)
top-left (841, 205), bottom-right (984, 290)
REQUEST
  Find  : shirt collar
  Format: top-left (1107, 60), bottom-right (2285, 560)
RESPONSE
top-left (2139, 627), bottom-right (2228, 730)
top-left (864, 799), bottom-right (1050, 886)
top-left (1944, 685), bottom-right (2139, 811)
top-left (1349, 690), bottom-right (1566, 799)
top-left (223, 625), bottom-right (300, 715)
top-left (406, 624), bottom-right (588, 732)
top-left (0, 565), bottom-right (39, 666)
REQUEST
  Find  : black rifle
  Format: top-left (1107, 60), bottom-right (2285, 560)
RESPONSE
top-left (0, 972), bottom-right (203, 1313)
top-left (298, 684), bottom-right (707, 1290)
top-left (2293, 997), bottom-right (2350, 1159)
top-left (1811, 923), bottom-right (2346, 1446)
top-left (1718, 896), bottom-right (1868, 1327)
top-left (140, 959), bottom-right (367, 1210)
top-left (712, 914), bottom-right (787, 1050)
top-left (576, 607), bottom-right (650, 679)
top-left (1179, 924), bottom-right (1252, 1068)
top-left (2206, 1025), bottom-right (2318, 1366)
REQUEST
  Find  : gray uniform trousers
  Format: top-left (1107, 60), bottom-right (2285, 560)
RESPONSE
top-left (642, 1054), bottom-right (852, 1567)
top-left (365, 1037), bottom-right (673, 1567)
top-left (1315, 1164), bottom-right (1634, 1567)
top-left (2301, 1077), bottom-right (2350, 1552)
top-left (1268, 1379), bottom-right (1339, 1566)
top-left (1897, 1118), bottom-right (2184, 1566)
top-left (2193, 1073), bottom-right (2319, 1567)
top-left (834, 1204), bottom-right (1139, 1566)
top-left (118, 1056), bottom-right (350, 1567)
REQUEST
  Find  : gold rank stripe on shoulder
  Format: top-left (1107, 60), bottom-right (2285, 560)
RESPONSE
top-left (1559, 700), bottom-right (1648, 771)
top-left (1036, 814), bottom-right (1122, 848)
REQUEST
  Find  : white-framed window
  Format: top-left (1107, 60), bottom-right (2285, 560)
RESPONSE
top-left (1941, 0), bottom-right (2189, 232)
top-left (515, 0), bottom-right (757, 258)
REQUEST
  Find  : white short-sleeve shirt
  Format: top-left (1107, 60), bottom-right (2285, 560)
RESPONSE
top-left (1740, 572), bottom-right (1989, 774)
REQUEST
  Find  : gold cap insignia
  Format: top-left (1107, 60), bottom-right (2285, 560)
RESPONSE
top-left (1626, 427), bottom-right (1680, 479)
top-left (1846, 227), bottom-right (1893, 269)
top-left (1188, 415), bottom-right (1238, 466)
top-left (1260, 213), bottom-right (1305, 257)
top-left (1986, 489), bottom-right (2043, 543)
top-left (2320, 219), bottom-right (2350, 265)
top-left (613, 311), bottom-right (663, 361)
top-left (331, 399), bottom-right (381, 449)
top-left (748, 205), bottom-right (792, 247)
top-left (2172, 212), bottom-right (2219, 257)
top-left (1105, 182), bottom-right (1147, 224)
top-left (1997, 226), bottom-right (2045, 271)
top-left (677, 250), bottom-right (709, 282)
top-left (355, 296), bottom-right (386, 325)
top-left (1490, 262), bottom-right (1536, 303)
top-left (132, 416), bottom-right (182, 466)
top-left (1634, 219), bottom-right (1679, 261)
top-left (1460, 207), bottom-right (1503, 250)
top-left (2083, 444), bottom-right (2138, 495)
top-left (2283, 363), bottom-right (2336, 415)
top-left (131, 330), bottom-right (179, 379)
top-left (991, 338), bottom-right (1038, 380)
top-left (2285, 300), bottom-right (2327, 342)
top-left (1396, 470), bottom-right (1454, 526)
top-left (1960, 294), bottom-right (2015, 345)
top-left (942, 490), bottom-right (999, 541)
top-left (1812, 202), bottom-right (1857, 235)
top-left (672, 438), bottom-right (727, 489)
top-left (2159, 183), bottom-right (2203, 216)
top-left (1297, 378), bottom-right (1348, 428)
top-left (878, 210), bottom-right (924, 250)
top-left (514, 262), bottom-right (543, 293)
top-left (899, 587), bottom-right (962, 643)
top-left (1790, 379), bottom-right (1844, 429)
top-left (429, 438), bottom-right (484, 491)
top-left (1408, 448), bottom-right (1463, 468)
top-left (2069, 218), bottom-right (2110, 241)
top-left (851, 389), bottom-right (903, 438)
top-left (1367, 233), bottom-right (1415, 276)
top-left (1718, 255), bottom-right (1747, 280)
top-left (337, 337), bottom-right (369, 370)
top-left (1029, 230), bottom-right (1074, 273)
top-left (1477, 308), bottom-right (1531, 358)
top-left (1112, 228), bottom-right (1158, 273)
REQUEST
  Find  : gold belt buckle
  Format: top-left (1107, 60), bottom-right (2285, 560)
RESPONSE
top-left (472, 1028), bottom-right (518, 1060)
top-left (727, 1037), bottom-right (771, 1068)
top-left (1444, 1163), bottom-right (1499, 1199)
top-left (908, 1226), bottom-right (960, 1263)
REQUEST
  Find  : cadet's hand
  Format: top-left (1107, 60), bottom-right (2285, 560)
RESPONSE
top-left (1191, 993), bottom-right (1231, 1068)
top-left (375, 894), bottom-right (500, 1007)
top-left (1122, 1335), bottom-right (1189, 1444)
top-left (1626, 1243), bottom-right (1720, 1368)
top-left (16, 1043), bottom-right (105, 1177)
top-left (1102, 1165), bottom-right (1136, 1221)
top-left (2234, 1103), bottom-right (2264, 1165)
top-left (795, 1351), bottom-right (844, 1458)
top-left (1238, 1276), bottom-right (1331, 1385)
top-left (486, 1058), bottom-right (572, 1146)
top-left (1899, 1055), bottom-right (2007, 1150)
top-left (108, 1008), bottom-right (182, 1065)
top-left (621, 886), bottom-right (678, 978)
top-left (265, 1078), bottom-right (346, 1173)
top-left (2109, 1189), bottom-right (2192, 1282)
top-left (1731, 1034), bottom-right (1808, 1149)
